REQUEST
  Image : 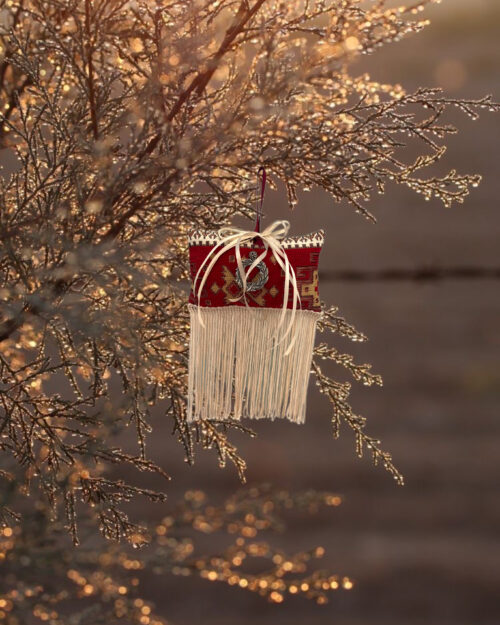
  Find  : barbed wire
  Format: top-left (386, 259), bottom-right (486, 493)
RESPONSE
top-left (320, 266), bottom-right (500, 282)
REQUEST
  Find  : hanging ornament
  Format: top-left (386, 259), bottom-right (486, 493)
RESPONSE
top-left (187, 169), bottom-right (324, 424)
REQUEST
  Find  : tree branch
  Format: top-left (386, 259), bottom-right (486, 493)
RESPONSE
top-left (138, 0), bottom-right (267, 160)
top-left (85, 0), bottom-right (99, 140)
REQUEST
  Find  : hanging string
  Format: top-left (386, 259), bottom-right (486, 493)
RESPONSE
top-left (254, 166), bottom-right (266, 233)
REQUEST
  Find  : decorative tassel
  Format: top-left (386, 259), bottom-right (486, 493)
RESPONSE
top-left (187, 306), bottom-right (321, 423)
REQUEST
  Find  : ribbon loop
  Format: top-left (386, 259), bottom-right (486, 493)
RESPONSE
top-left (192, 220), bottom-right (302, 355)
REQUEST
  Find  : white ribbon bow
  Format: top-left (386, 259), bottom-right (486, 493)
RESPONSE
top-left (192, 220), bottom-right (302, 356)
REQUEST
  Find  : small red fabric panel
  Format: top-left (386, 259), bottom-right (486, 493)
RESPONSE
top-left (189, 241), bottom-right (323, 312)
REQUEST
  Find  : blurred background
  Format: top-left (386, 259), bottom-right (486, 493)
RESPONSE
top-left (103, 1), bottom-right (500, 624)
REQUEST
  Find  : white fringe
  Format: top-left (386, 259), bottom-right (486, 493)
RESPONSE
top-left (187, 305), bottom-right (320, 424)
